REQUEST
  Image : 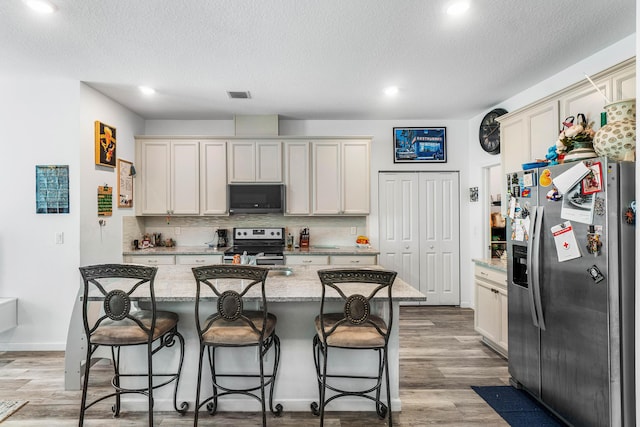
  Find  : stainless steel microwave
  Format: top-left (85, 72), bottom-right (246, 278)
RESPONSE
top-left (228, 184), bottom-right (285, 214)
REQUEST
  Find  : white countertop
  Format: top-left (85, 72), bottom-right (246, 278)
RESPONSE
top-left (125, 264), bottom-right (425, 303)
top-left (123, 245), bottom-right (380, 256)
top-left (472, 258), bottom-right (507, 272)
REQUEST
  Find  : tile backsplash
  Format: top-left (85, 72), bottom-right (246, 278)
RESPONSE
top-left (123, 215), bottom-right (367, 251)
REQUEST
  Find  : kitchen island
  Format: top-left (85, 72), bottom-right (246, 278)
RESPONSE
top-left (65, 264), bottom-right (425, 413)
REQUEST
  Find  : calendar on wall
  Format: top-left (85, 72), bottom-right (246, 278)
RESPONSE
top-left (97, 185), bottom-right (112, 216)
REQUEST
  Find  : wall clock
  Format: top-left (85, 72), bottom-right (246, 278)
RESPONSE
top-left (479, 108), bottom-right (508, 154)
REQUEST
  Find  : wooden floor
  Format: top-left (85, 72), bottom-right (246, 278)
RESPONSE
top-left (0, 306), bottom-right (510, 426)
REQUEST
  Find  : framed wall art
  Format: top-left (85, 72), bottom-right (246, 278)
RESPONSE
top-left (94, 121), bottom-right (116, 167)
top-left (393, 127), bottom-right (447, 163)
top-left (117, 159), bottom-right (134, 208)
top-left (35, 165), bottom-right (70, 214)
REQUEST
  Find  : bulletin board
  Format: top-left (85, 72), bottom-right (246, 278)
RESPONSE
top-left (117, 159), bottom-right (133, 208)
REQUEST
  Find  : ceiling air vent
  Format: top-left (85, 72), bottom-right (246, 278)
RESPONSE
top-left (227, 91), bottom-right (251, 99)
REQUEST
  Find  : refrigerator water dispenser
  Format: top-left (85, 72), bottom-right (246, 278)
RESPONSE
top-left (512, 245), bottom-right (528, 287)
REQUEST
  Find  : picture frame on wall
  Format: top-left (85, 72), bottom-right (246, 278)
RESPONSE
top-left (117, 158), bottom-right (134, 208)
top-left (393, 127), bottom-right (446, 163)
top-left (94, 120), bottom-right (116, 167)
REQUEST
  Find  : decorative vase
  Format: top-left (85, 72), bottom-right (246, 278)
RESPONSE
top-left (593, 98), bottom-right (636, 161)
top-left (563, 140), bottom-right (597, 162)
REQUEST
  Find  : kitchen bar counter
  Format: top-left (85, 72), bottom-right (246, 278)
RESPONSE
top-left (65, 264), bottom-right (424, 413)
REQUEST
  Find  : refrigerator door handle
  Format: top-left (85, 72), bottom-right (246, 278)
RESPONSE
top-left (531, 206), bottom-right (546, 330)
top-left (526, 206), bottom-right (540, 328)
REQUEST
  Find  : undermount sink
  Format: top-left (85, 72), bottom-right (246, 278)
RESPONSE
top-left (268, 267), bottom-right (293, 276)
top-left (311, 245), bottom-right (339, 249)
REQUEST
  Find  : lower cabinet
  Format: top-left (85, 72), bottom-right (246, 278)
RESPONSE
top-left (123, 255), bottom-right (176, 265)
top-left (123, 254), bottom-right (224, 266)
top-left (285, 255), bottom-right (329, 265)
top-left (176, 254), bottom-right (223, 265)
top-left (474, 263), bottom-right (508, 357)
top-left (330, 255), bottom-right (377, 265)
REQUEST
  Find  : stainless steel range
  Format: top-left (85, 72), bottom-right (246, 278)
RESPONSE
top-left (223, 227), bottom-right (285, 265)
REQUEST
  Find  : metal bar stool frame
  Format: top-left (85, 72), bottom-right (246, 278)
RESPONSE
top-left (311, 268), bottom-right (397, 427)
top-left (78, 264), bottom-right (188, 426)
top-left (192, 265), bottom-right (283, 427)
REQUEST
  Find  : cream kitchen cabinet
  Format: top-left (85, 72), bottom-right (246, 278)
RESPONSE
top-left (285, 254), bottom-right (329, 265)
top-left (176, 254), bottom-right (223, 265)
top-left (330, 254), bottom-right (377, 265)
top-left (559, 60), bottom-right (635, 132)
top-left (312, 140), bottom-right (370, 215)
top-left (123, 254), bottom-right (176, 265)
top-left (499, 100), bottom-right (559, 175)
top-left (283, 141), bottom-right (311, 215)
top-left (200, 140), bottom-right (228, 215)
top-left (227, 140), bottom-right (282, 183)
top-left (474, 263), bottom-right (508, 357)
top-left (136, 139), bottom-right (200, 215)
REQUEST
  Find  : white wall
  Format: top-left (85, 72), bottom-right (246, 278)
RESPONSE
top-left (0, 74), bottom-right (81, 350)
top-left (79, 84), bottom-right (144, 266)
top-left (0, 76), bottom-right (143, 350)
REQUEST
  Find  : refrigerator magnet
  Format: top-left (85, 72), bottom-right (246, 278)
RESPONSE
top-left (546, 188), bottom-right (562, 201)
top-left (581, 162), bottom-right (603, 195)
top-left (539, 169), bottom-right (552, 187)
top-left (586, 225), bottom-right (602, 256)
top-left (551, 221), bottom-right (582, 262)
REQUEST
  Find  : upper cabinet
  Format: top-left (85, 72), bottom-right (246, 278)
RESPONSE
top-left (312, 140), bottom-right (370, 215)
top-left (500, 100), bottom-right (559, 174)
top-left (284, 141), bottom-right (311, 215)
top-left (136, 139), bottom-right (200, 215)
top-left (559, 64), bottom-right (636, 133)
top-left (200, 140), bottom-right (228, 215)
top-left (135, 136), bottom-right (371, 217)
top-left (227, 140), bottom-right (282, 182)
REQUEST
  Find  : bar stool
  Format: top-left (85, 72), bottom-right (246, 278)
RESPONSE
top-left (78, 264), bottom-right (188, 426)
top-left (311, 268), bottom-right (397, 426)
top-left (192, 265), bottom-right (283, 426)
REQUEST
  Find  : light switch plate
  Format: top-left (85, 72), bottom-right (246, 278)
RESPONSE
top-left (55, 232), bottom-right (64, 244)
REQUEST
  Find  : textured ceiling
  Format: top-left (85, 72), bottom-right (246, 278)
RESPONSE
top-left (0, 0), bottom-right (635, 120)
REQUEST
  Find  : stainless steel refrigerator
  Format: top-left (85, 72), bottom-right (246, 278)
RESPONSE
top-left (506, 158), bottom-right (635, 427)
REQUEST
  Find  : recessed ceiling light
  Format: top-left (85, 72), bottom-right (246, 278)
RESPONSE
top-left (384, 86), bottom-right (399, 96)
top-left (446, 1), bottom-right (470, 16)
top-left (138, 86), bottom-right (156, 95)
top-left (24, 0), bottom-right (57, 14)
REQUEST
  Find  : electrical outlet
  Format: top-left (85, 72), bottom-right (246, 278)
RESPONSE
top-left (350, 227), bottom-right (357, 235)
top-left (174, 227), bottom-right (181, 235)
top-left (55, 232), bottom-right (64, 244)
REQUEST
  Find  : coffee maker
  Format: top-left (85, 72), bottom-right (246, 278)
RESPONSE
top-left (216, 229), bottom-right (229, 248)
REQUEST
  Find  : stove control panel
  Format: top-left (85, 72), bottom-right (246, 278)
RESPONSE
top-left (233, 227), bottom-right (284, 240)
